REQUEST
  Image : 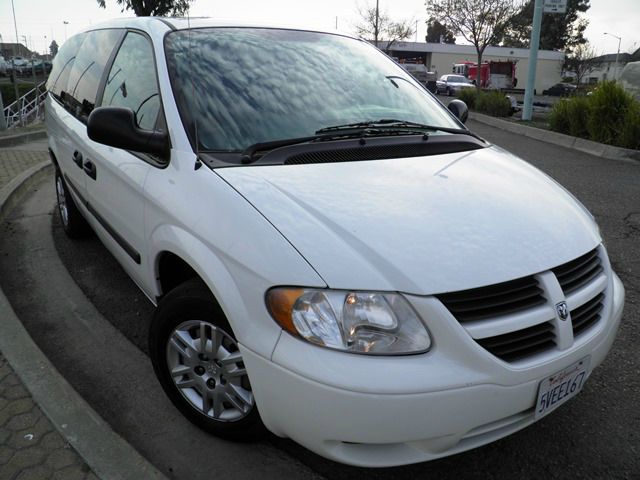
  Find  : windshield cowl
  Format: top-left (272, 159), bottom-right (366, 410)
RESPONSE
top-left (199, 132), bottom-right (488, 168)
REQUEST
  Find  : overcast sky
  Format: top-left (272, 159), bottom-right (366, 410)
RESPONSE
top-left (0, 0), bottom-right (637, 57)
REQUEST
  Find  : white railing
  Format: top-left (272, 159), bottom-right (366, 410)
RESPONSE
top-left (2, 81), bottom-right (47, 130)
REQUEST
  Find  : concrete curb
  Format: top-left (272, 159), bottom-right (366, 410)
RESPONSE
top-left (468, 112), bottom-right (640, 162)
top-left (0, 128), bottom-right (47, 148)
top-left (0, 163), bottom-right (168, 480)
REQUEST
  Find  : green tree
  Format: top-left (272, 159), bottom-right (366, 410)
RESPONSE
top-left (425, 19), bottom-right (456, 43)
top-left (49, 40), bottom-right (59, 58)
top-left (497, 0), bottom-right (590, 53)
top-left (426, 0), bottom-right (524, 90)
top-left (96, 0), bottom-right (193, 16)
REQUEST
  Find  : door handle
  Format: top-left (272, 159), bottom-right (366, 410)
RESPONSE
top-left (83, 160), bottom-right (97, 180)
top-left (72, 150), bottom-right (83, 168)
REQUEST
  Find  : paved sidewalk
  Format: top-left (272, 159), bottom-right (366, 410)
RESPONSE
top-left (0, 354), bottom-right (97, 480)
top-left (0, 140), bottom-right (98, 479)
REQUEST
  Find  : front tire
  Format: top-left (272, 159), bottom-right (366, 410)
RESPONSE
top-left (447, 87), bottom-right (452, 96)
top-left (149, 278), bottom-right (264, 441)
top-left (55, 169), bottom-right (90, 238)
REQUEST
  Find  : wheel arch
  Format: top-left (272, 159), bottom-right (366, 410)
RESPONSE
top-left (149, 225), bottom-right (284, 359)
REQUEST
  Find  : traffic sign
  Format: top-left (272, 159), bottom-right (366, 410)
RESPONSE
top-left (544, 0), bottom-right (567, 13)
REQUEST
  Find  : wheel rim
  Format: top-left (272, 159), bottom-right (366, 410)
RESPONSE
top-left (166, 320), bottom-right (254, 422)
top-left (56, 176), bottom-right (69, 227)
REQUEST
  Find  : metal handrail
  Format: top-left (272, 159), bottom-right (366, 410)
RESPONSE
top-left (2, 81), bottom-right (47, 129)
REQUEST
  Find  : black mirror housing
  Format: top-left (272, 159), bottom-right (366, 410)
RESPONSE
top-left (87, 107), bottom-right (169, 157)
top-left (448, 99), bottom-right (469, 124)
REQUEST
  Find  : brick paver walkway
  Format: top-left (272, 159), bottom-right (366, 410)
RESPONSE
top-left (0, 355), bottom-right (97, 480)
top-left (1, 141), bottom-right (98, 479)
top-left (0, 150), bottom-right (48, 190)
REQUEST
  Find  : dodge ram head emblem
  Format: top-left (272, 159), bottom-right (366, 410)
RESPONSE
top-left (556, 301), bottom-right (569, 321)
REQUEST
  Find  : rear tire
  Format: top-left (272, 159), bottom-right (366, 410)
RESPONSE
top-left (149, 278), bottom-right (265, 441)
top-left (55, 169), bottom-right (91, 238)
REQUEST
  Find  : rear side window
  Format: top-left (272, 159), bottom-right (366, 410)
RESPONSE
top-left (101, 32), bottom-right (161, 131)
top-left (65, 29), bottom-right (122, 121)
top-left (47, 34), bottom-right (85, 99)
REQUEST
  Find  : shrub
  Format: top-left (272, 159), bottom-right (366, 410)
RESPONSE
top-left (547, 81), bottom-right (640, 150)
top-left (549, 99), bottom-right (571, 135)
top-left (618, 102), bottom-right (640, 150)
top-left (586, 81), bottom-right (635, 145)
top-left (475, 90), bottom-right (512, 117)
top-left (566, 96), bottom-right (590, 139)
top-left (456, 88), bottom-right (478, 109)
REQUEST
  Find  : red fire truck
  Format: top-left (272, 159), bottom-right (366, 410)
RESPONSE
top-left (452, 60), bottom-right (517, 89)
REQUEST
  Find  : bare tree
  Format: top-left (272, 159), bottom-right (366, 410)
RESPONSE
top-left (97, 0), bottom-right (192, 16)
top-left (426, 0), bottom-right (524, 89)
top-left (355, 2), bottom-right (415, 52)
top-left (564, 43), bottom-right (602, 85)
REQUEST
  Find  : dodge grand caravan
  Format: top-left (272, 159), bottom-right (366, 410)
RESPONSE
top-left (45, 17), bottom-right (624, 467)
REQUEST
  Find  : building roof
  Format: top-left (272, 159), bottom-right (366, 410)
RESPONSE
top-left (592, 52), bottom-right (633, 64)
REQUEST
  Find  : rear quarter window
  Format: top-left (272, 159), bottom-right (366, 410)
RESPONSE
top-left (47, 34), bottom-right (86, 99)
top-left (64, 29), bottom-right (123, 122)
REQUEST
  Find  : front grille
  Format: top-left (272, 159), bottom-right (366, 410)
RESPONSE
top-left (437, 276), bottom-right (545, 323)
top-left (572, 293), bottom-right (605, 336)
top-left (552, 248), bottom-right (603, 295)
top-left (476, 321), bottom-right (556, 362)
top-left (439, 248), bottom-right (607, 364)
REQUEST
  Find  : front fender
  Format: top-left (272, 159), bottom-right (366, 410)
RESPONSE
top-left (144, 160), bottom-right (325, 359)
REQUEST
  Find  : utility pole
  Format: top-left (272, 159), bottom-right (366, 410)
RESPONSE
top-left (522, 0), bottom-right (543, 121)
top-left (374, 0), bottom-right (380, 48)
top-left (10, 0), bottom-right (21, 125)
top-left (604, 32), bottom-right (622, 80)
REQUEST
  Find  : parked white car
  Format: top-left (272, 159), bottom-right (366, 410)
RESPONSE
top-left (436, 74), bottom-right (476, 95)
top-left (46, 18), bottom-right (624, 467)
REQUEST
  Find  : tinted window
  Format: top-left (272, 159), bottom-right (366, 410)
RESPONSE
top-left (165, 28), bottom-right (460, 152)
top-left (101, 32), bottom-right (160, 131)
top-left (47, 34), bottom-right (85, 98)
top-left (65, 29), bottom-right (121, 120)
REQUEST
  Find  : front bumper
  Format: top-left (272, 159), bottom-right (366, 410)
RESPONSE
top-left (241, 273), bottom-right (624, 467)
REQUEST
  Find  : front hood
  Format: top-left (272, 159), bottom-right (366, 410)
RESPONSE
top-left (218, 146), bottom-right (600, 294)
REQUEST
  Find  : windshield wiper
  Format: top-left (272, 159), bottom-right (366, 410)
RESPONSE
top-left (315, 119), bottom-right (473, 137)
top-left (239, 127), bottom-right (429, 164)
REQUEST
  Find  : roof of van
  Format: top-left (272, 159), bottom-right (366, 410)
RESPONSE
top-left (79, 17), bottom-right (340, 36)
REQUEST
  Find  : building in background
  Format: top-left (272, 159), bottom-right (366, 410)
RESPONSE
top-left (586, 50), bottom-right (640, 84)
top-left (378, 41), bottom-right (565, 94)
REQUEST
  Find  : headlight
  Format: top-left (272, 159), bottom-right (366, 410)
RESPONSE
top-left (266, 288), bottom-right (431, 355)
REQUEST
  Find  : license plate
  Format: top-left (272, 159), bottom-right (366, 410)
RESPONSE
top-left (535, 356), bottom-right (590, 420)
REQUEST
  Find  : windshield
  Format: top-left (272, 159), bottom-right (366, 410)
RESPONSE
top-left (164, 28), bottom-right (462, 152)
top-left (448, 76), bottom-right (469, 83)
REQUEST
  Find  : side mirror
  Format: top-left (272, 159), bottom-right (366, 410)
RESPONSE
top-left (448, 99), bottom-right (469, 123)
top-left (87, 107), bottom-right (169, 157)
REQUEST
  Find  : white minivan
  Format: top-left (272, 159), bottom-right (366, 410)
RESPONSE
top-left (46, 17), bottom-right (624, 467)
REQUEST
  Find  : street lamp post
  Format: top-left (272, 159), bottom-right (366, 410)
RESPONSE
top-left (63, 21), bottom-right (69, 42)
top-left (604, 32), bottom-right (622, 80)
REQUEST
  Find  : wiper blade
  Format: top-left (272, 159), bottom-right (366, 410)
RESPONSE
top-left (315, 119), bottom-right (472, 137)
top-left (239, 128), bottom-right (428, 164)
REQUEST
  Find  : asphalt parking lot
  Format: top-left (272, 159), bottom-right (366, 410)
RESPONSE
top-left (0, 121), bottom-right (638, 479)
